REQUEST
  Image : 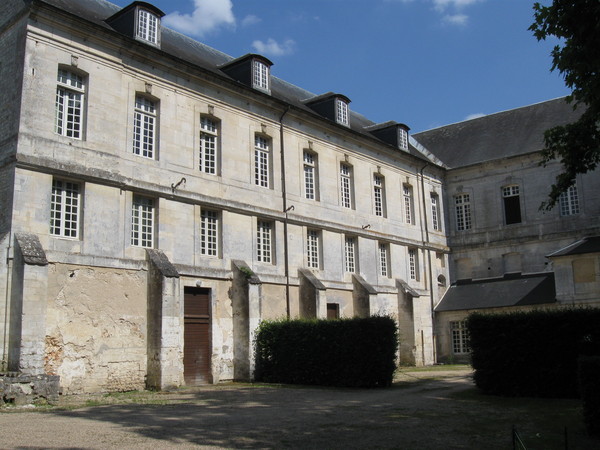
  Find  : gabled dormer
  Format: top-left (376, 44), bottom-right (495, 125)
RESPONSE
top-left (106, 2), bottom-right (165, 48)
top-left (303, 93), bottom-right (352, 127)
top-left (220, 54), bottom-right (274, 94)
top-left (365, 121), bottom-right (411, 152)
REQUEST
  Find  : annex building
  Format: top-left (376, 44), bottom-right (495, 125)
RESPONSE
top-left (1, 0), bottom-right (598, 393)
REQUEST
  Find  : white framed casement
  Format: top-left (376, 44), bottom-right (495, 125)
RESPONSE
top-left (408, 248), bottom-right (418, 281)
top-left (303, 150), bottom-right (318, 200)
top-left (398, 127), bottom-right (409, 151)
top-left (256, 219), bottom-right (273, 263)
top-left (137, 8), bottom-right (159, 45)
top-left (253, 60), bottom-right (270, 92)
top-left (133, 95), bottom-right (158, 159)
top-left (451, 320), bottom-right (471, 354)
top-left (336, 98), bottom-right (349, 126)
top-left (306, 229), bottom-right (320, 269)
top-left (55, 68), bottom-right (86, 139)
top-left (200, 116), bottom-right (219, 175)
top-left (200, 208), bottom-right (219, 257)
top-left (131, 195), bottom-right (155, 248)
top-left (403, 184), bottom-right (414, 224)
top-left (254, 134), bottom-right (271, 188)
top-left (340, 163), bottom-right (354, 209)
top-left (50, 179), bottom-right (81, 239)
top-left (379, 243), bottom-right (390, 278)
top-left (502, 184), bottom-right (522, 225)
top-left (454, 193), bottom-right (472, 231)
top-left (559, 182), bottom-right (580, 216)
top-left (431, 193), bottom-right (441, 231)
top-left (344, 236), bottom-right (356, 273)
top-left (373, 174), bottom-right (386, 217)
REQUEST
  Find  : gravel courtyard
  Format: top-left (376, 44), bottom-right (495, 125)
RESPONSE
top-left (1, 367), bottom-right (598, 449)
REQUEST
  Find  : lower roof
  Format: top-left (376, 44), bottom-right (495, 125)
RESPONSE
top-left (547, 236), bottom-right (600, 257)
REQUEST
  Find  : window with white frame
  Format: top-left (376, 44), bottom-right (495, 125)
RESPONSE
top-left (559, 183), bottom-right (580, 216)
top-left (336, 98), bottom-right (349, 126)
top-left (373, 174), bottom-right (386, 217)
top-left (55, 68), bottom-right (85, 139)
top-left (409, 248), bottom-right (418, 280)
top-left (303, 151), bottom-right (318, 200)
top-left (398, 128), bottom-right (409, 151)
top-left (254, 135), bottom-right (270, 188)
top-left (403, 184), bottom-right (414, 224)
top-left (379, 243), bottom-right (390, 278)
top-left (253, 60), bottom-right (269, 91)
top-left (340, 163), bottom-right (353, 209)
top-left (344, 236), bottom-right (356, 273)
top-left (451, 320), bottom-right (471, 354)
top-left (200, 116), bottom-right (218, 174)
top-left (133, 95), bottom-right (157, 159)
top-left (455, 193), bottom-right (472, 231)
top-left (256, 220), bottom-right (273, 263)
top-left (307, 229), bottom-right (320, 269)
top-left (137, 9), bottom-right (159, 44)
top-left (431, 193), bottom-right (441, 231)
top-left (200, 209), bottom-right (219, 257)
top-left (502, 185), bottom-right (522, 225)
top-left (50, 179), bottom-right (81, 238)
top-left (131, 195), bottom-right (155, 248)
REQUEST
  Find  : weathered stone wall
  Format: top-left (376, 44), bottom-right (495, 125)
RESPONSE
top-left (45, 263), bottom-right (147, 393)
top-left (0, 373), bottom-right (60, 406)
top-left (260, 284), bottom-right (287, 320)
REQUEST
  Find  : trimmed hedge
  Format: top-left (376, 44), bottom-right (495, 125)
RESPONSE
top-left (578, 356), bottom-right (600, 436)
top-left (468, 308), bottom-right (600, 398)
top-left (254, 316), bottom-right (398, 387)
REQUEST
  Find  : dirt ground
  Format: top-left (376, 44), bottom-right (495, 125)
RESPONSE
top-left (1, 367), bottom-right (598, 449)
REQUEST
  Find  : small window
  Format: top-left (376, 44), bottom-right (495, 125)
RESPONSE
top-left (451, 321), bottom-right (471, 354)
top-left (131, 195), bottom-right (155, 248)
top-left (431, 193), bottom-right (441, 231)
top-left (336, 98), bottom-right (349, 126)
top-left (303, 151), bottom-right (318, 200)
top-left (379, 243), bottom-right (390, 278)
top-left (455, 193), bottom-right (472, 231)
top-left (50, 179), bottom-right (81, 238)
top-left (256, 220), bottom-right (273, 263)
top-left (254, 135), bottom-right (271, 188)
top-left (55, 68), bottom-right (86, 139)
top-left (409, 248), bottom-right (418, 281)
top-left (373, 175), bottom-right (386, 217)
top-left (253, 60), bottom-right (269, 91)
top-left (403, 185), bottom-right (414, 224)
top-left (133, 95), bottom-right (158, 159)
top-left (340, 163), bottom-right (354, 209)
top-left (344, 236), bottom-right (356, 273)
top-left (559, 183), bottom-right (580, 216)
top-left (200, 209), bottom-right (219, 257)
top-left (502, 185), bottom-right (522, 225)
top-left (307, 229), bottom-right (320, 269)
top-left (200, 116), bottom-right (218, 174)
top-left (398, 128), bottom-right (409, 151)
top-left (137, 9), bottom-right (159, 44)
top-left (327, 303), bottom-right (340, 320)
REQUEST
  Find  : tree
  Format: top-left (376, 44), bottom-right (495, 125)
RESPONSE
top-left (529, 0), bottom-right (600, 210)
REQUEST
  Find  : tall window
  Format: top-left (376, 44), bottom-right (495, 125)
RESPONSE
top-left (455, 193), bottom-right (472, 231)
top-left (307, 229), bottom-right (320, 269)
top-left (253, 60), bottom-right (269, 91)
top-left (50, 179), bottom-right (80, 238)
top-left (303, 151), bottom-right (317, 200)
top-left (200, 209), bottom-right (219, 257)
top-left (502, 185), bottom-right (522, 225)
top-left (403, 185), bottom-right (414, 224)
top-left (133, 96), bottom-right (157, 159)
top-left (340, 163), bottom-right (353, 209)
top-left (559, 183), bottom-right (580, 216)
top-left (254, 135), bottom-right (270, 188)
top-left (451, 321), bottom-right (471, 354)
top-left (344, 237), bottom-right (356, 273)
top-left (55, 69), bottom-right (85, 139)
top-left (200, 116), bottom-right (218, 174)
top-left (373, 175), bottom-right (386, 217)
top-left (398, 128), bottom-right (409, 151)
top-left (409, 248), bottom-right (418, 280)
top-left (379, 243), bottom-right (390, 278)
top-left (131, 195), bottom-right (154, 248)
top-left (137, 9), bottom-right (159, 44)
top-left (431, 193), bottom-right (441, 231)
top-left (256, 220), bottom-right (272, 263)
top-left (336, 99), bottom-right (349, 126)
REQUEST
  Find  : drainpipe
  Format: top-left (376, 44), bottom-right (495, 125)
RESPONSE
top-left (419, 163), bottom-right (437, 364)
top-left (279, 106), bottom-right (291, 318)
top-left (2, 234), bottom-right (13, 371)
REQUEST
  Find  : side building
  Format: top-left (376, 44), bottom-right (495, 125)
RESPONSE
top-left (0, 0), bottom-right (449, 392)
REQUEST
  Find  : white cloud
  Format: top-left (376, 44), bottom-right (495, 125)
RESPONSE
top-left (442, 14), bottom-right (468, 26)
top-left (465, 113), bottom-right (486, 121)
top-left (252, 38), bottom-right (296, 57)
top-left (163, 0), bottom-right (235, 38)
top-left (433, 0), bottom-right (480, 11)
top-left (241, 15), bottom-right (261, 27)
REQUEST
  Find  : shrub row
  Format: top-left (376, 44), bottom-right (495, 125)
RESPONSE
top-left (578, 356), bottom-right (600, 436)
top-left (254, 316), bottom-right (397, 387)
top-left (468, 308), bottom-right (600, 398)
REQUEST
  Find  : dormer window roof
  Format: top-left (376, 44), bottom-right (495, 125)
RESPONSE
top-left (365, 121), bottom-right (411, 152)
top-left (220, 54), bottom-right (273, 94)
top-left (303, 93), bottom-right (352, 128)
top-left (106, 2), bottom-right (165, 48)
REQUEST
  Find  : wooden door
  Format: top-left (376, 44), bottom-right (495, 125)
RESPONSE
top-left (184, 287), bottom-right (211, 385)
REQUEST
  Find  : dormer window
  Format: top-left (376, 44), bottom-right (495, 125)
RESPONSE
top-left (398, 127), bottom-right (409, 151)
top-left (137, 9), bottom-right (159, 44)
top-left (253, 60), bottom-right (269, 91)
top-left (220, 54), bottom-right (273, 94)
top-left (336, 98), bottom-right (349, 126)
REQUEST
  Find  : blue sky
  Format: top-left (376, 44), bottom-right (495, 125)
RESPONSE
top-left (111, 0), bottom-right (567, 133)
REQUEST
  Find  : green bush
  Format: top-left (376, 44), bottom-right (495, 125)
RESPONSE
top-left (468, 308), bottom-right (600, 398)
top-left (578, 356), bottom-right (600, 436)
top-left (254, 316), bottom-right (398, 387)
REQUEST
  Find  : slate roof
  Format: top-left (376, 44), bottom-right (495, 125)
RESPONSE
top-left (413, 98), bottom-right (584, 169)
top-left (35, 0), bottom-right (430, 161)
top-left (547, 236), bottom-right (600, 257)
top-left (435, 272), bottom-right (556, 312)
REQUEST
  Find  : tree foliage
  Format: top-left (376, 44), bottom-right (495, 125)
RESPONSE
top-left (530, 1), bottom-right (600, 209)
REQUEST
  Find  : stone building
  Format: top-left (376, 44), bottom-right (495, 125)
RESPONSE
top-left (1, 0), bottom-right (598, 392)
